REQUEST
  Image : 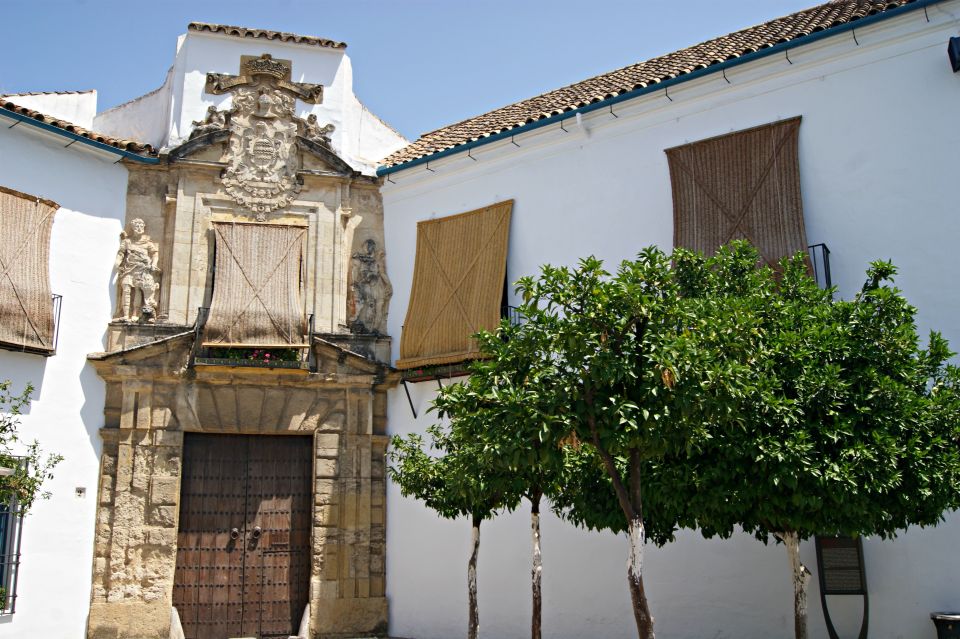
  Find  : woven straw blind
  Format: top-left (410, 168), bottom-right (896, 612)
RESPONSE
top-left (397, 200), bottom-right (513, 370)
top-left (0, 186), bottom-right (58, 352)
top-left (666, 117), bottom-right (808, 266)
top-left (204, 221), bottom-right (307, 347)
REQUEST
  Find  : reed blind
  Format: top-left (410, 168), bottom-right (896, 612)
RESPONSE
top-left (204, 221), bottom-right (307, 347)
top-left (397, 200), bottom-right (512, 370)
top-left (666, 117), bottom-right (808, 267)
top-left (0, 186), bottom-right (58, 352)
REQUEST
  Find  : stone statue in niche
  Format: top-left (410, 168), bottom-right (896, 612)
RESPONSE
top-left (189, 106), bottom-right (227, 139)
top-left (300, 114), bottom-right (335, 145)
top-left (114, 218), bottom-right (161, 323)
top-left (349, 239), bottom-right (392, 335)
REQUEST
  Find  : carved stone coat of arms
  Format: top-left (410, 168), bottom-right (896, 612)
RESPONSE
top-left (202, 54), bottom-right (328, 217)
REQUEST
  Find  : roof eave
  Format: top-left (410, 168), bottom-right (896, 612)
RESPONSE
top-left (0, 106), bottom-right (159, 164)
top-left (377, 0), bottom-right (943, 177)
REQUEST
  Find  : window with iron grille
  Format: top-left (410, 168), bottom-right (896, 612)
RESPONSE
top-left (0, 459), bottom-right (26, 615)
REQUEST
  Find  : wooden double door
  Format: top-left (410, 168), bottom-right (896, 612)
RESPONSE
top-left (173, 434), bottom-right (313, 639)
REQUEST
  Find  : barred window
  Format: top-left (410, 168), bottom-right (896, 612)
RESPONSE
top-left (0, 459), bottom-right (25, 615)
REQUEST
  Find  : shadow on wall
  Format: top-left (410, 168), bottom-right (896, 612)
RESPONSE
top-left (79, 362), bottom-right (107, 459)
top-left (0, 351), bottom-right (48, 414)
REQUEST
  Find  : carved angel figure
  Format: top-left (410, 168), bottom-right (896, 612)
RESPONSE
top-left (114, 218), bottom-right (161, 322)
top-left (302, 113), bottom-right (335, 144)
top-left (189, 106), bottom-right (227, 139)
top-left (350, 239), bottom-right (392, 335)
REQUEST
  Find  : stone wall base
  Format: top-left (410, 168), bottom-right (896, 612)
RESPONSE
top-left (311, 597), bottom-right (389, 638)
top-left (87, 601), bottom-right (171, 639)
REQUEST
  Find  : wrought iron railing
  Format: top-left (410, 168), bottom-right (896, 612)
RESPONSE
top-left (501, 304), bottom-right (524, 326)
top-left (807, 243), bottom-right (833, 291)
top-left (190, 307), bottom-right (315, 370)
top-left (0, 458), bottom-right (27, 615)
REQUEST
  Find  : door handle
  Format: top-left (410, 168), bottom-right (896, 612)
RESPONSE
top-left (251, 526), bottom-right (262, 540)
top-left (230, 527), bottom-right (240, 540)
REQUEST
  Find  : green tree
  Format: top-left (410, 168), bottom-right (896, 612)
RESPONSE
top-left (662, 253), bottom-right (960, 639)
top-left (432, 318), bottom-right (608, 639)
top-left (495, 246), bottom-right (764, 639)
top-left (388, 421), bottom-right (519, 639)
top-left (0, 380), bottom-right (62, 511)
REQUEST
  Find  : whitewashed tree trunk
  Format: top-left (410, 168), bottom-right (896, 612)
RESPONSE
top-left (627, 516), bottom-right (655, 639)
top-left (468, 517), bottom-right (481, 639)
top-left (531, 495), bottom-right (542, 639)
top-left (781, 531), bottom-right (812, 639)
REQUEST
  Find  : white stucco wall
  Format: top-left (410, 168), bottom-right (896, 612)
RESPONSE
top-left (3, 91), bottom-right (97, 129)
top-left (382, 4), bottom-right (960, 639)
top-left (93, 70), bottom-right (174, 150)
top-left (0, 122), bottom-right (128, 638)
top-left (95, 30), bottom-right (406, 174)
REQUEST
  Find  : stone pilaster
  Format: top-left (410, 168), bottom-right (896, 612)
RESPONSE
top-left (88, 381), bottom-right (183, 639)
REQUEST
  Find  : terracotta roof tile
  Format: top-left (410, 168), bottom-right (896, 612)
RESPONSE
top-left (0, 99), bottom-right (156, 156)
top-left (3, 90), bottom-right (95, 96)
top-left (382, 0), bottom-right (921, 168)
top-left (188, 22), bottom-right (347, 49)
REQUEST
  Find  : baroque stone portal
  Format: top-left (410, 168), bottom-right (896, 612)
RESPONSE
top-left (114, 218), bottom-right (160, 322)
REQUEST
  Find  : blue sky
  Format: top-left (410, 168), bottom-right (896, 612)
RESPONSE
top-left (2, 0), bottom-right (818, 141)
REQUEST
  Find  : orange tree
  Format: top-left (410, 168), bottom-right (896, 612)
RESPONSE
top-left (655, 255), bottom-right (960, 639)
top-left (432, 244), bottom-right (766, 639)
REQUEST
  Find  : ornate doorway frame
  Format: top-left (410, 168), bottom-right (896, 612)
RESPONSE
top-left (86, 336), bottom-right (393, 639)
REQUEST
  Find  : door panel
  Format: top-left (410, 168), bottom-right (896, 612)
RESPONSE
top-left (173, 433), bottom-right (312, 639)
top-left (245, 435), bottom-right (313, 638)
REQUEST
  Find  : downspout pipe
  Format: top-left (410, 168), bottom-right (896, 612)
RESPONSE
top-left (0, 106), bottom-right (160, 164)
top-left (378, 0), bottom-right (944, 177)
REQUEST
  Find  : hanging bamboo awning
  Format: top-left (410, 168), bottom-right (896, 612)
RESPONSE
top-left (204, 221), bottom-right (308, 347)
top-left (397, 200), bottom-right (513, 370)
top-left (0, 186), bottom-right (58, 352)
top-left (666, 117), bottom-right (808, 267)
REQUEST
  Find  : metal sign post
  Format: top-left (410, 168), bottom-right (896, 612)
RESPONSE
top-left (815, 535), bottom-right (869, 639)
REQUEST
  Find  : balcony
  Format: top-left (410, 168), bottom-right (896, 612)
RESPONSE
top-left (190, 307), bottom-right (315, 370)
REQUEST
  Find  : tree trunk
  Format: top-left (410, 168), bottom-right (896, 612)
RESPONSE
top-left (627, 517), bottom-right (655, 639)
top-left (587, 406), bottom-right (656, 639)
top-left (531, 491), bottom-right (543, 639)
top-left (468, 515), bottom-right (481, 639)
top-left (780, 531), bottom-right (812, 639)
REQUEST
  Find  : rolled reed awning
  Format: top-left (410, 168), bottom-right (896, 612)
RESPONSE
top-left (0, 185), bottom-right (58, 352)
top-left (666, 117), bottom-right (808, 266)
top-left (204, 221), bottom-right (308, 347)
top-left (397, 200), bottom-right (512, 370)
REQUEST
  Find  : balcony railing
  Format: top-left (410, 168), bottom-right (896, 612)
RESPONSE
top-left (190, 307), bottom-right (315, 370)
top-left (807, 243), bottom-right (833, 291)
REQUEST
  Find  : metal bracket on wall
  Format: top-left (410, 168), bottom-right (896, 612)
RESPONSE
top-left (402, 379), bottom-right (417, 419)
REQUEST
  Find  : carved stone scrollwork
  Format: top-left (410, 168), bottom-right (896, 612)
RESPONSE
top-left (349, 239), bottom-right (392, 335)
top-left (114, 218), bottom-right (161, 323)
